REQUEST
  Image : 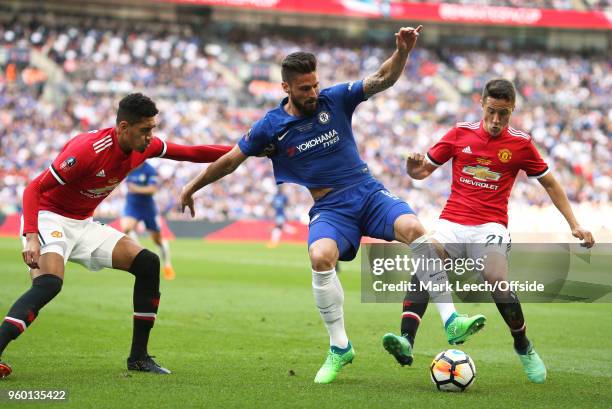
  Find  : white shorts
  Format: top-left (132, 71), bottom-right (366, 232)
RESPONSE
top-left (431, 218), bottom-right (511, 260)
top-left (21, 211), bottom-right (125, 271)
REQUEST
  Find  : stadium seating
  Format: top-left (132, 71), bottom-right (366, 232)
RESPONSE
top-left (399, 0), bottom-right (610, 12)
top-left (0, 11), bottom-right (609, 237)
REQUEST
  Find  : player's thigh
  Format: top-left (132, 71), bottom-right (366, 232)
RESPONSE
top-left (481, 252), bottom-right (509, 284)
top-left (70, 221), bottom-right (126, 271)
top-left (30, 253), bottom-right (66, 280)
top-left (111, 235), bottom-right (145, 271)
top-left (120, 216), bottom-right (139, 233)
top-left (308, 217), bottom-right (361, 267)
top-left (142, 209), bottom-right (161, 232)
top-left (467, 222), bottom-right (511, 283)
top-left (431, 219), bottom-right (468, 259)
top-left (21, 211), bottom-right (76, 278)
top-left (360, 188), bottom-right (419, 243)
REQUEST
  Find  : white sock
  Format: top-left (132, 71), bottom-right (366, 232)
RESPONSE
top-left (435, 303), bottom-right (456, 326)
top-left (158, 240), bottom-right (171, 266)
top-left (409, 235), bottom-right (457, 326)
top-left (270, 228), bottom-right (281, 244)
top-left (312, 268), bottom-right (348, 348)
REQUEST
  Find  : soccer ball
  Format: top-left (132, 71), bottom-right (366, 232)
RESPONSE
top-left (430, 349), bottom-right (476, 392)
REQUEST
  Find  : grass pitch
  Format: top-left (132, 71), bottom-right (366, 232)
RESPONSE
top-left (0, 237), bottom-right (610, 408)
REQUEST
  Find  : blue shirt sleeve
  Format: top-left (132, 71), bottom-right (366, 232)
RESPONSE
top-left (324, 80), bottom-right (366, 116)
top-left (147, 174), bottom-right (157, 186)
top-left (238, 118), bottom-right (272, 157)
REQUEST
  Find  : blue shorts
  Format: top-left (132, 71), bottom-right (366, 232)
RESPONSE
top-left (124, 203), bottom-right (160, 232)
top-left (307, 178), bottom-right (415, 261)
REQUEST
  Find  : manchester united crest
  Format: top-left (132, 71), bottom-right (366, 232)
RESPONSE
top-left (498, 148), bottom-right (512, 163)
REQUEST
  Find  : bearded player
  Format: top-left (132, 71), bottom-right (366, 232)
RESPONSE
top-left (382, 78), bottom-right (595, 384)
top-left (0, 93), bottom-right (231, 378)
top-left (180, 26), bottom-right (486, 384)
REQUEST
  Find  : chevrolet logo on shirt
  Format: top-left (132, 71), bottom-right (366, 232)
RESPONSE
top-left (462, 165), bottom-right (501, 181)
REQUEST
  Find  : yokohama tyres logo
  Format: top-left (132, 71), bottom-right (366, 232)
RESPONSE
top-left (288, 129), bottom-right (340, 157)
top-left (439, 4), bottom-right (542, 25)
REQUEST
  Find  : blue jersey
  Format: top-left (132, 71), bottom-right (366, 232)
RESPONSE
top-left (272, 192), bottom-right (288, 217)
top-left (238, 80), bottom-right (372, 189)
top-left (126, 162), bottom-right (157, 208)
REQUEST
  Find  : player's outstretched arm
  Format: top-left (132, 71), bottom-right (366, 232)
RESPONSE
top-left (363, 25), bottom-right (422, 99)
top-left (538, 172), bottom-right (595, 248)
top-left (180, 145), bottom-right (248, 217)
top-left (161, 142), bottom-right (232, 163)
top-left (406, 152), bottom-right (437, 180)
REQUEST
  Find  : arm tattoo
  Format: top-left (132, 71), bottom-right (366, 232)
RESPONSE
top-left (363, 74), bottom-right (395, 99)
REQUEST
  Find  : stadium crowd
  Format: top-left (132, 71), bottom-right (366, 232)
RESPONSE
top-left (401, 0), bottom-right (610, 12)
top-left (1, 11), bottom-right (610, 235)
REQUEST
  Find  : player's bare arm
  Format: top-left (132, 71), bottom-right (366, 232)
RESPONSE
top-left (180, 145), bottom-right (248, 217)
top-left (406, 152), bottom-right (437, 180)
top-left (363, 25), bottom-right (422, 99)
top-left (21, 170), bottom-right (62, 269)
top-left (538, 172), bottom-right (595, 248)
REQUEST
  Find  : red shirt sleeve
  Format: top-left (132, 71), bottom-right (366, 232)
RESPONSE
top-left (23, 139), bottom-right (93, 235)
top-left (21, 170), bottom-right (61, 235)
top-left (48, 139), bottom-right (93, 185)
top-left (427, 127), bottom-right (457, 167)
top-left (146, 137), bottom-right (232, 162)
top-left (522, 140), bottom-right (549, 179)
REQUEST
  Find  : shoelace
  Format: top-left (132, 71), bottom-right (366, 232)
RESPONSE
top-left (137, 355), bottom-right (158, 366)
top-left (448, 314), bottom-right (468, 335)
top-left (324, 352), bottom-right (343, 367)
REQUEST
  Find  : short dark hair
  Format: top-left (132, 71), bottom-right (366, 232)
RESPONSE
top-left (281, 52), bottom-right (317, 83)
top-left (116, 93), bottom-right (159, 124)
top-left (482, 78), bottom-right (516, 105)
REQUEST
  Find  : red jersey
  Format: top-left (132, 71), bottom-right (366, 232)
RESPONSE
top-left (426, 121), bottom-right (549, 227)
top-left (22, 127), bottom-right (231, 235)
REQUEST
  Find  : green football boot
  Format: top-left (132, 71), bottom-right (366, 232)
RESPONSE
top-left (314, 344), bottom-right (355, 384)
top-left (517, 344), bottom-right (547, 384)
top-left (445, 313), bottom-right (486, 345)
top-left (382, 333), bottom-right (413, 366)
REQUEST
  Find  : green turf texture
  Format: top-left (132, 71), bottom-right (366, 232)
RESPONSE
top-left (0, 237), bottom-right (610, 408)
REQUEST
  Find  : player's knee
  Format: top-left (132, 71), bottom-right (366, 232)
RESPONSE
top-left (32, 274), bottom-right (64, 298)
top-left (129, 249), bottom-right (160, 278)
top-left (309, 244), bottom-right (338, 271)
top-left (394, 215), bottom-right (426, 244)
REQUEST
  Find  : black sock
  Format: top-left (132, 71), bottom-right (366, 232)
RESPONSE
top-left (401, 275), bottom-right (430, 347)
top-left (0, 274), bottom-right (63, 356)
top-left (128, 249), bottom-right (161, 360)
top-left (492, 290), bottom-right (530, 353)
top-left (131, 315), bottom-right (156, 360)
